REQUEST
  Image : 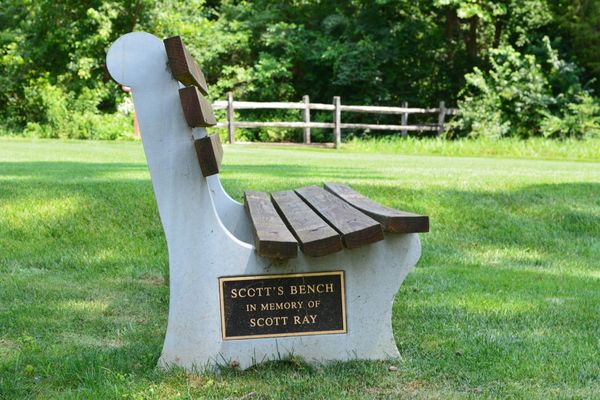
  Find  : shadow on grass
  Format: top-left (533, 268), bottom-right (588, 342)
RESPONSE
top-left (0, 161), bottom-right (148, 181)
top-left (1, 160), bottom-right (599, 397)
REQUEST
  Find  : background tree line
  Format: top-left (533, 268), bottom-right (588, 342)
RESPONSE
top-left (1, 0), bottom-right (598, 140)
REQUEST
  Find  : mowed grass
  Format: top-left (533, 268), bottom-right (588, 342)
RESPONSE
top-left (342, 136), bottom-right (600, 162)
top-left (1, 137), bottom-right (599, 399)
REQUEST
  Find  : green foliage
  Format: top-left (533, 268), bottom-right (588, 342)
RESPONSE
top-left (451, 38), bottom-right (600, 139)
top-left (435, 0), bottom-right (553, 53)
top-left (23, 112), bottom-right (134, 141)
top-left (552, 0), bottom-right (600, 93)
top-left (0, 0), bottom-right (144, 135)
top-left (540, 94), bottom-right (600, 139)
top-left (0, 0), bottom-right (598, 140)
top-left (14, 76), bottom-right (134, 140)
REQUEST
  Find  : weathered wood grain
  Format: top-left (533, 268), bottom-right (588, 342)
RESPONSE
top-left (210, 100), bottom-right (458, 114)
top-left (244, 191), bottom-right (298, 259)
top-left (303, 95), bottom-right (311, 144)
top-left (401, 101), bottom-right (408, 137)
top-left (271, 190), bottom-right (342, 257)
top-left (194, 134), bottom-right (223, 177)
top-left (163, 36), bottom-right (209, 95)
top-left (333, 96), bottom-right (341, 149)
top-left (210, 100), bottom-right (335, 111)
top-left (227, 92), bottom-right (235, 144)
top-left (213, 122), bottom-right (431, 131)
top-left (339, 123), bottom-right (437, 131)
top-left (339, 105), bottom-right (441, 114)
top-left (437, 100), bottom-right (447, 135)
top-left (179, 86), bottom-right (217, 127)
top-left (207, 98), bottom-right (458, 141)
top-left (220, 121), bottom-right (334, 129)
top-left (295, 186), bottom-right (383, 249)
top-left (324, 183), bottom-right (429, 233)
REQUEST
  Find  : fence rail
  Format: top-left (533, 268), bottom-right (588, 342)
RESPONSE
top-left (212, 92), bottom-right (458, 148)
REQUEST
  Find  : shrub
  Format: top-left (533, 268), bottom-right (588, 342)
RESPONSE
top-left (540, 94), bottom-right (600, 139)
top-left (450, 37), bottom-right (600, 139)
top-left (17, 77), bottom-right (134, 140)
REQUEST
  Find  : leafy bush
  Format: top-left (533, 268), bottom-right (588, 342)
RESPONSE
top-left (18, 77), bottom-right (134, 140)
top-left (24, 113), bottom-right (134, 140)
top-left (540, 94), bottom-right (600, 138)
top-left (451, 37), bottom-right (600, 139)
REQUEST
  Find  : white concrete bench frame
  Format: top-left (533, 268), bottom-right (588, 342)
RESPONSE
top-left (106, 32), bottom-right (422, 370)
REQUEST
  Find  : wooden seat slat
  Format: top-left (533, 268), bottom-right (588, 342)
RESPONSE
top-left (295, 186), bottom-right (384, 249)
top-left (179, 86), bottom-right (217, 128)
top-left (324, 183), bottom-right (429, 233)
top-left (194, 134), bottom-right (223, 177)
top-left (163, 36), bottom-right (209, 95)
top-left (244, 191), bottom-right (298, 259)
top-left (271, 190), bottom-right (343, 257)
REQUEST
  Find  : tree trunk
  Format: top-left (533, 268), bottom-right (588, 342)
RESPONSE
top-left (493, 20), bottom-right (503, 48)
top-left (463, 15), bottom-right (479, 61)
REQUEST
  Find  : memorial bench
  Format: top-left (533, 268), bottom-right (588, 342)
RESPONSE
top-left (106, 32), bottom-right (429, 370)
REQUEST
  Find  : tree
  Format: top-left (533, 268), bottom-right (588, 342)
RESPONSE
top-left (552, 0), bottom-right (600, 93)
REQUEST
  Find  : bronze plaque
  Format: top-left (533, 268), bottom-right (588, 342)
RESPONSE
top-left (219, 271), bottom-right (347, 340)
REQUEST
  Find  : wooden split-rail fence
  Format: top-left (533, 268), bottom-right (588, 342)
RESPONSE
top-left (211, 92), bottom-right (458, 148)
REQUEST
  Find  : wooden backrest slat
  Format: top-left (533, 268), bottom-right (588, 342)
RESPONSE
top-left (164, 36), bottom-right (209, 95)
top-left (179, 86), bottom-right (217, 128)
top-left (194, 134), bottom-right (223, 177)
top-left (271, 190), bottom-right (342, 257)
top-left (244, 191), bottom-right (298, 259)
top-left (324, 183), bottom-right (429, 233)
top-left (294, 186), bottom-right (383, 249)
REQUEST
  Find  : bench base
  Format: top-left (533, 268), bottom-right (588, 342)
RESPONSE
top-left (157, 233), bottom-right (420, 371)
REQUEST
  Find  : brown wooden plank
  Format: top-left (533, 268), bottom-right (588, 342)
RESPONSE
top-left (271, 191), bottom-right (342, 257)
top-left (324, 183), bottom-right (429, 233)
top-left (179, 86), bottom-right (217, 127)
top-left (244, 191), bottom-right (298, 259)
top-left (194, 134), bottom-right (223, 177)
top-left (295, 186), bottom-right (383, 249)
top-left (163, 36), bottom-right (209, 95)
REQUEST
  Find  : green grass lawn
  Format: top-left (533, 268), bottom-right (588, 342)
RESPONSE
top-left (1, 137), bottom-right (599, 399)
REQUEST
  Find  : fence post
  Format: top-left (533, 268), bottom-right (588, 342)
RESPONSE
top-left (303, 95), bottom-right (311, 144)
top-left (437, 100), bottom-right (446, 137)
top-left (333, 96), bottom-right (341, 148)
top-left (401, 101), bottom-right (408, 138)
top-left (227, 92), bottom-right (235, 144)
